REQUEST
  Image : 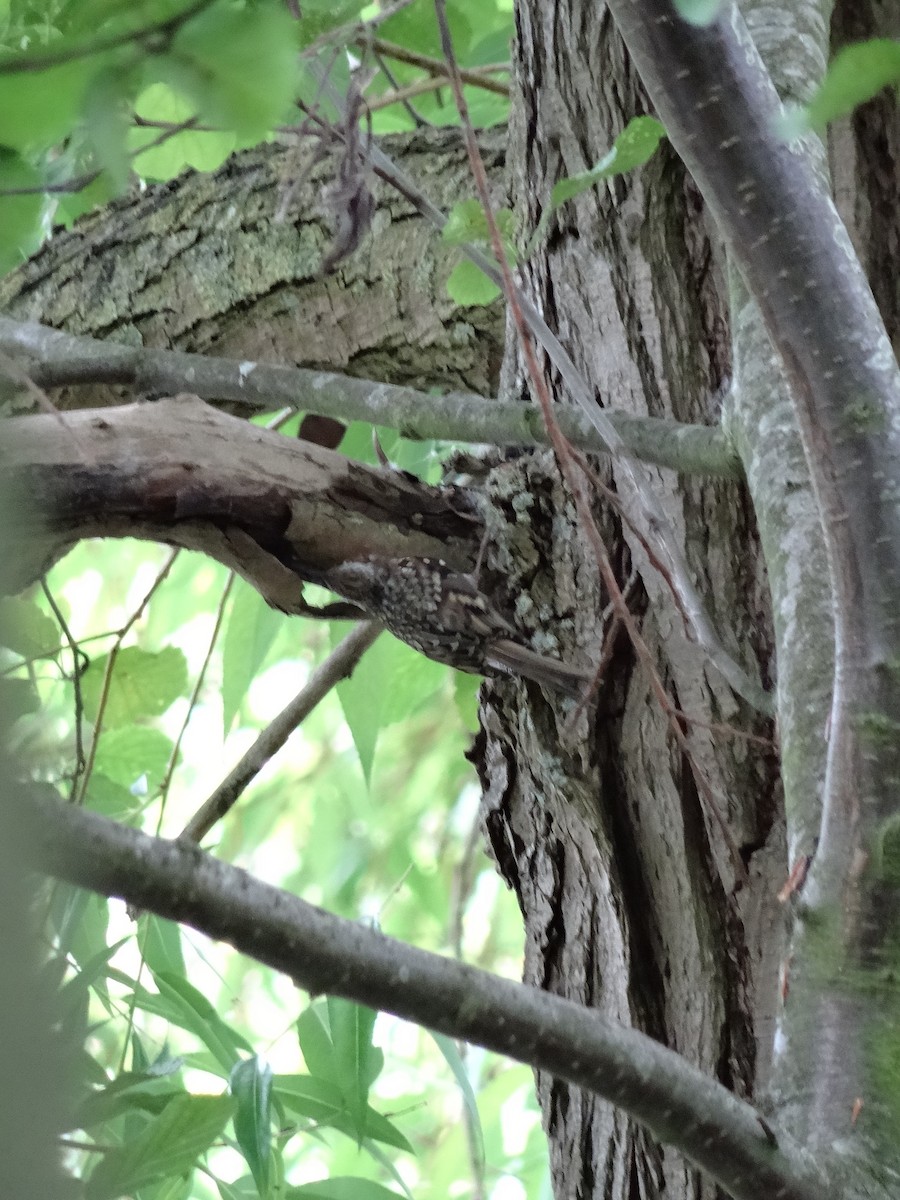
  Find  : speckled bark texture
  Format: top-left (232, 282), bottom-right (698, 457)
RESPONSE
top-left (4, 0), bottom-right (898, 1193)
top-left (0, 129), bottom-right (506, 404)
top-left (475, 5), bottom-right (780, 1197)
top-left (468, 3), bottom-right (900, 1198)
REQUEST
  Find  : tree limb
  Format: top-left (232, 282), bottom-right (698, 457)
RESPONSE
top-left (22, 787), bottom-right (839, 1200)
top-left (0, 317), bottom-right (741, 478)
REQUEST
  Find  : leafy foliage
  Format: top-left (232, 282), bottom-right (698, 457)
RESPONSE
top-left (0, 2), bottom-right (556, 1196)
top-left (783, 38), bottom-right (900, 134)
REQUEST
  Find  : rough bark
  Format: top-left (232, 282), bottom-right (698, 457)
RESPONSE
top-left (468, 2), bottom-right (899, 1197)
top-left (0, 129), bottom-right (506, 408)
top-left (4, 0), bottom-right (899, 1196)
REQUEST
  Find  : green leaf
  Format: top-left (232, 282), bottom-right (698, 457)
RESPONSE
top-left (85, 1092), bottom-right (234, 1200)
top-left (430, 1033), bottom-right (484, 1170)
top-left (169, 4), bottom-right (299, 139)
top-left (0, 595), bottom-right (59, 657)
top-left (75, 1075), bottom-right (186, 1130)
top-left (138, 914), bottom-right (185, 977)
top-left (222, 579), bottom-right (285, 735)
top-left (275, 1076), bottom-right (413, 1153)
top-left (787, 39), bottom-right (900, 133)
top-left (672, 0), bottom-right (723, 24)
top-left (296, 0), bottom-right (365, 48)
top-left (446, 259), bottom-right (501, 307)
top-left (331, 628), bottom-right (446, 781)
top-left (0, 56), bottom-right (92, 150)
top-left (550, 116), bottom-right (666, 206)
top-left (0, 149), bottom-right (46, 274)
top-left (442, 199), bottom-right (514, 246)
top-left (93, 725), bottom-right (174, 792)
top-left (453, 671), bottom-right (481, 732)
top-left (215, 1178), bottom-right (259, 1200)
top-left (81, 645), bottom-right (188, 728)
top-left (326, 997), bottom-right (382, 1135)
top-left (230, 1056), bottom-right (273, 1198)
top-left (297, 1005), bottom-right (336, 1081)
top-left (82, 65), bottom-right (133, 190)
top-left (85, 771), bottom-right (142, 818)
top-left (130, 82), bottom-right (235, 177)
top-left (286, 1179), bottom-right (406, 1200)
top-left (129, 972), bottom-right (252, 1072)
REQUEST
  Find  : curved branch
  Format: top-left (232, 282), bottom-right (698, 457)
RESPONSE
top-left (606, 0), bottom-right (900, 1173)
top-left (23, 788), bottom-right (838, 1200)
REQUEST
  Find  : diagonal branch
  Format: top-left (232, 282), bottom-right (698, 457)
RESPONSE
top-left (22, 787), bottom-right (838, 1200)
top-left (179, 620), bottom-right (381, 844)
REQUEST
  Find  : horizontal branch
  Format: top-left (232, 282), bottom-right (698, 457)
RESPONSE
top-left (22, 789), bottom-right (837, 1200)
top-left (0, 317), bottom-right (741, 479)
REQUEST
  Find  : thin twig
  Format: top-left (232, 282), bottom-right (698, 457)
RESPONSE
top-left (155, 573), bottom-right (236, 830)
top-left (74, 549), bottom-right (180, 808)
top-left (178, 621), bottom-right (381, 844)
top-left (39, 579), bottom-right (89, 800)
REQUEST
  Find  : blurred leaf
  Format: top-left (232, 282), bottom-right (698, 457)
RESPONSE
top-left (85, 771), bottom-right (143, 818)
top-left (0, 149), bottom-right (46, 274)
top-left (169, 4), bottom-right (299, 139)
top-left (549, 116), bottom-right (666, 207)
top-left (75, 1074), bottom-right (186, 1130)
top-left (327, 997), bottom-right (381, 1136)
top-left (446, 259), bottom-right (500, 307)
top-left (297, 1004), bottom-right (336, 1080)
top-left (453, 671), bottom-right (481, 732)
top-left (0, 675), bottom-right (39, 721)
top-left (430, 1033), bottom-right (484, 1170)
top-left (332, 627), bottom-right (448, 780)
top-left (785, 39), bottom-right (900, 133)
top-left (0, 56), bottom-right (91, 150)
top-left (275, 1076), bottom-right (413, 1154)
top-left (380, 0), bottom-right (473, 60)
top-left (286, 1179), bottom-right (405, 1200)
top-left (130, 82), bottom-right (235, 176)
top-left (81, 645), bottom-right (188, 727)
top-left (216, 1178), bottom-right (259, 1200)
top-left (85, 1092), bottom-right (234, 1200)
top-left (0, 595), bottom-right (59, 657)
top-left (129, 972), bottom-right (252, 1072)
top-left (138, 914), bottom-right (186, 977)
top-left (442, 199), bottom-right (514, 246)
top-left (673, 0), bottom-right (723, 24)
top-left (231, 1056), bottom-right (273, 1198)
top-left (296, 0), bottom-right (364, 48)
top-left (222, 579), bottom-right (286, 734)
top-left (93, 725), bottom-right (174, 792)
top-left (83, 65), bottom-right (133, 190)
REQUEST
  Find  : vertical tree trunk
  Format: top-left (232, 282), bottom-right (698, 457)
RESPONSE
top-left (474, 6), bottom-right (783, 1196)
top-left (473, 2), bottom-right (899, 1196)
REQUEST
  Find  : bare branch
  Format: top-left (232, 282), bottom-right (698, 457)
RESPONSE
top-left (0, 317), bottom-right (739, 478)
top-left (179, 620), bottom-right (381, 844)
top-left (22, 788), bottom-right (839, 1200)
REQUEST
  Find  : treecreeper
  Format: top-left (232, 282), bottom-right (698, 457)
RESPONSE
top-left (325, 556), bottom-right (590, 697)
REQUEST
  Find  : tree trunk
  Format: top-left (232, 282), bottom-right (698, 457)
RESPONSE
top-left (4, 1), bottom-right (899, 1197)
top-left (471, 1), bottom-right (898, 1197)
top-left (473, 7), bottom-right (779, 1197)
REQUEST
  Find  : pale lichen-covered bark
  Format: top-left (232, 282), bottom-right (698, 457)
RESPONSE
top-left (0, 130), bottom-right (506, 404)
